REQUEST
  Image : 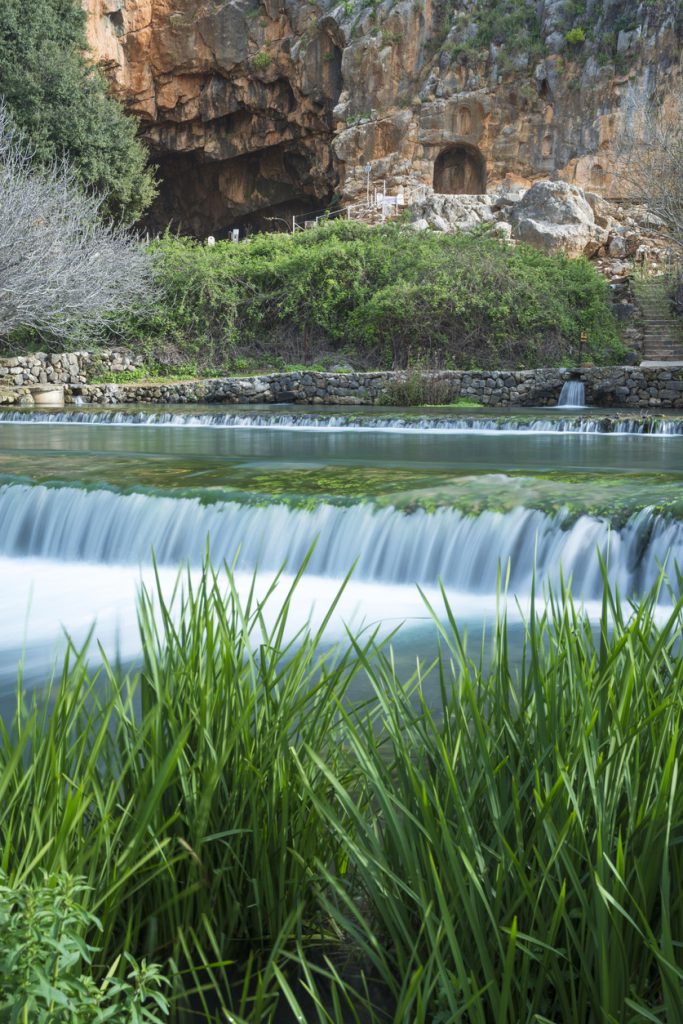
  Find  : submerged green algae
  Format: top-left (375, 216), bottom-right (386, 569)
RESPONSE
top-left (2, 462), bottom-right (682, 528)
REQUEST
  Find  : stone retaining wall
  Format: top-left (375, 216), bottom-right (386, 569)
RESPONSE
top-left (0, 349), bottom-right (141, 388)
top-left (73, 366), bottom-right (683, 409)
top-left (1, 354), bottom-right (683, 408)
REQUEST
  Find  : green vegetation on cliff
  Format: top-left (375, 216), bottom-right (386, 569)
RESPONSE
top-left (0, 0), bottom-right (156, 220)
top-left (118, 221), bottom-right (622, 372)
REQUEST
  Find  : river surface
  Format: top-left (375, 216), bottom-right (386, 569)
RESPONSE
top-left (2, 403), bottom-right (683, 704)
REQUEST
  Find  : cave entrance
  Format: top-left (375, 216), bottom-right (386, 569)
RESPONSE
top-left (143, 144), bottom-right (333, 238)
top-left (433, 145), bottom-right (486, 195)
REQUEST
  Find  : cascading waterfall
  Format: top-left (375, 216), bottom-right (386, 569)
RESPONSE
top-left (1, 482), bottom-right (681, 601)
top-left (1, 409), bottom-right (683, 434)
top-left (557, 380), bottom-right (586, 408)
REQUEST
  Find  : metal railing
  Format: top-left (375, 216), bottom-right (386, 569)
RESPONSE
top-left (292, 182), bottom-right (431, 232)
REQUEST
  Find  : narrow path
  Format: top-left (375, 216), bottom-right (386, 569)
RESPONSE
top-left (633, 276), bottom-right (683, 366)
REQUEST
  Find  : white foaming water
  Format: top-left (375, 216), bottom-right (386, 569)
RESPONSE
top-left (0, 483), bottom-right (680, 598)
top-left (0, 558), bottom-right (506, 694)
top-left (0, 556), bottom-right (651, 698)
top-left (2, 409), bottom-right (683, 435)
top-left (1, 482), bottom-right (681, 692)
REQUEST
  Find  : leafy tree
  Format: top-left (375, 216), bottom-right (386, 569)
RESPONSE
top-left (0, 0), bottom-right (156, 221)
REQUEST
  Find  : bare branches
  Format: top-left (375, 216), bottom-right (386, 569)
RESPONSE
top-left (0, 102), bottom-right (153, 343)
top-left (614, 88), bottom-right (683, 254)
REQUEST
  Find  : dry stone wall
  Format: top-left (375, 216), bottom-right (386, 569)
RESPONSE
top-left (0, 350), bottom-right (142, 388)
top-left (74, 366), bottom-right (683, 409)
top-left (2, 356), bottom-right (683, 409)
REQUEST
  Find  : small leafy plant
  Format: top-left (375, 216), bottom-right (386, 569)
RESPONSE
top-left (565, 25), bottom-right (587, 44)
top-left (0, 872), bottom-right (169, 1022)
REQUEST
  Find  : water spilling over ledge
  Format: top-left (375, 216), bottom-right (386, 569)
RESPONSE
top-left (557, 379), bottom-right (586, 408)
top-left (1, 482), bottom-right (681, 601)
top-left (2, 408), bottom-right (683, 435)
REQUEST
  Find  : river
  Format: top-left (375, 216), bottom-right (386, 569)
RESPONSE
top-left (2, 403), bottom-right (682, 701)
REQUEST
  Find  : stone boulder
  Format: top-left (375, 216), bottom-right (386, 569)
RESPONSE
top-left (410, 193), bottom-right (495, 233)
top-left (510, 180), bottom-right (605, 256)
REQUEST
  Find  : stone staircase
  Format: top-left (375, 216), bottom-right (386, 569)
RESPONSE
top-left (633, 276), bottom-right (683, 365)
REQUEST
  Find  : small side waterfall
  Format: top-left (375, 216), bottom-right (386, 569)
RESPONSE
top-left (557, 380), bottom-right (586, 408)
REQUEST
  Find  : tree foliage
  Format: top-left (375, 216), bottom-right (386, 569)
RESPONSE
top-left (0, 0), bottom-right (156, 221)
top-left (0, 105), bottom-right (153, 344)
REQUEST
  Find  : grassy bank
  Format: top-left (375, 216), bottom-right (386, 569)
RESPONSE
top-left (110, 221), bottom-right (623, 374)
top-left (2, 566), bottom-right (683, 1021)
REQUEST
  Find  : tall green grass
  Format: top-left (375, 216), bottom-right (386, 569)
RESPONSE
top-left (1, 565), bottom-right (683, 1022)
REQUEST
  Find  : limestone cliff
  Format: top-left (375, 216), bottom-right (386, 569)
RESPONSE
top-left (84, 0), bottom-right (682, 235)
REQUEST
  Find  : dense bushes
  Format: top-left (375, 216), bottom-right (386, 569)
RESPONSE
top-left (119, 221), bottom-right (624, 372)
top-left (1, 569), bottom-right (683, 1021)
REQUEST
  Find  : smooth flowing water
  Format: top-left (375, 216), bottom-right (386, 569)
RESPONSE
top-left (2, 403), bottom-right (683, 699)
top-left (557, 380), bottom-right (586, 408)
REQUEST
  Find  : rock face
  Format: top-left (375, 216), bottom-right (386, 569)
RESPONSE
top-left (510, 181), bottom-right (601, 255)
top-left (84, 0), bottom-right (683, 236)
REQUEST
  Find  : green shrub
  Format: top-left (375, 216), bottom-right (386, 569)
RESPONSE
top-left (120, 222), bottom-right (623, 371)
top-left (252, 51), bottom-right (272, 69)
top-left (380, 364), bottom-right (453, 405)
top-left (565, 26), bottom-right (587, 44)
top-left (0, 872), bottom-right (169, 1022)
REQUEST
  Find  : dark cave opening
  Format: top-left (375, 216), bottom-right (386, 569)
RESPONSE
top-left (433, 144), bottom-right (487, 195)
top-left (143, 144), bottom-right (334, 238)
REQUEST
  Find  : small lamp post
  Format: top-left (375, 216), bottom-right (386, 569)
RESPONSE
top-left (363, 163), bottom-right (372, 204)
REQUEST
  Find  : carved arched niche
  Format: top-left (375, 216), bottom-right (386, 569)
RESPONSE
top-left (455, 106), bottom-right (472, 135)
top-left (433, 144), bottom-right (486, 195)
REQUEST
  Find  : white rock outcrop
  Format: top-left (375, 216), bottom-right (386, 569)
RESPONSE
top-left (509, 180), bottom-right (604, 255)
